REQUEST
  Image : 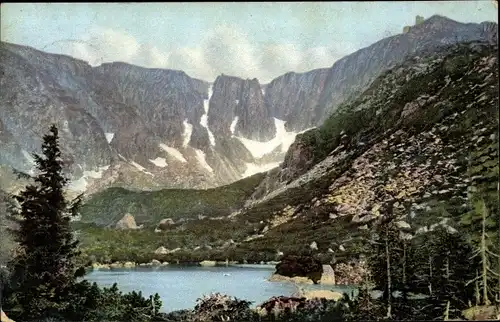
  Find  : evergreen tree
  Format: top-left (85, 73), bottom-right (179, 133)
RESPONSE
top-left (366, 203), bottom-right (407, 319)
top-left (4, 125), bottom-right (83, 320)
top-left (413, 227), bottom-right (477, 319)
top-left (462, 197), bottom-right (499, 307)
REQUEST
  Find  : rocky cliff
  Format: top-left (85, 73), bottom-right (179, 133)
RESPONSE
top-left (0, 15), bottom-right (496, 194)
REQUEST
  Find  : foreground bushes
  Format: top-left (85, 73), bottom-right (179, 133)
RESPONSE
top-left (2, 279), bottom-right (165, 322)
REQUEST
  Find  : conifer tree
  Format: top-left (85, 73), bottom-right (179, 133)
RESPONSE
top-left (464, 198), bottom-right (499, 307)
top-left (424, 227), bottom-right (476, 319)
top-left (5, 124), bottom-right (83, 320)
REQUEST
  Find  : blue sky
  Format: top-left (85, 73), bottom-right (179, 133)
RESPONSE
top-left (1, 2), bottom-right (497, 82)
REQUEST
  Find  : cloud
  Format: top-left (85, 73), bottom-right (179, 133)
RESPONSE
top-left (58, 25), bottom-right (357, 83)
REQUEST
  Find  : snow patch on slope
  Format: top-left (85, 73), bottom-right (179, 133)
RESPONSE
top-left (131, 161), bottom-right (154, 177)
top-left (194, 149), bottom-right (213, 173)
top-left (182, 119), bottom-right (193, 147)
top-left (236, 118), bottom-right (307, 159)
top-left (159, 144), bottom-right (187, 163)
top-left (242, 162), bottom-right (281, 178)
top-left (201, 85), bottom-right (216, 146)
top-left (230, 116), bottom-right (239, 135)
top-left (105, 132), bottom-right (114, 143)
top-left (68, 165), bottom-right (110, 192)
top-left (149, 157), bottom-right (167, 167)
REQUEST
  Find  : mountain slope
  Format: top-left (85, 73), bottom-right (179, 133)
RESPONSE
top-left (0, 15), bottom-right (496, 195)
top-left (77, 41), bottom-right (499, 264)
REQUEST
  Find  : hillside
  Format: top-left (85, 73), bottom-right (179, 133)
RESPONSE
top-left (76, 40), bottom-right (499, 264)
top-left (78, 172), bottom-right (266, 227)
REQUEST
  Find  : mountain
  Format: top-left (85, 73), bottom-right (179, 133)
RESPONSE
top-left (77, 40), bottom-right (499, 265)
top-left (0, 15), bottom-right (497, 195)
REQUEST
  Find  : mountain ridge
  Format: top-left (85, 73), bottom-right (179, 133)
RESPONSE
top-left (0, 15), bottom-right (497, 195)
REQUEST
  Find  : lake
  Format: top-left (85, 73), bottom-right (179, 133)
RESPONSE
top-left (84, 265), bottom-right (354, 313)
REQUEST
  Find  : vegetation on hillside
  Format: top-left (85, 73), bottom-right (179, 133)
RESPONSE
top-left (79, 172), bottom-right (265, 226)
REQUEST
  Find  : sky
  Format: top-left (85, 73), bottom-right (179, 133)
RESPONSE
top-left (1, 2), bottom-right (498, 83)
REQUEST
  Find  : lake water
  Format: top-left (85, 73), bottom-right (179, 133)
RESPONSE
top-left (84, 265), bottom-right (355, 313)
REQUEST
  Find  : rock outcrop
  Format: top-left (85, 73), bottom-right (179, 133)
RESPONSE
top-left (154, 246), bottom-right (169, 255)
top-left (157, 218), bottom-right (175, 230)
top-left (115, 213), bottom-right (140, 230)
top-left (274, 255), bottom-right (323, 284)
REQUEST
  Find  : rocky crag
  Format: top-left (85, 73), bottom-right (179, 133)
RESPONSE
top-left (0, 15), bottom-right (496, 194)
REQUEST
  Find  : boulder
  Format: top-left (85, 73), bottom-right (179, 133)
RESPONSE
top-left (319, 264), bottom-right (336, 285)
top-left (157, 218), bottom-right (175, 230)
top-left (123, 261), bottom-right (135, 268)
top-left (275, 255), bottom-right (323, 284)
top-left (268, 274), bottom-right (314, 284)
top-left (256, 296), bottom-right (308, 317)
top-left (110, 262), bottom-right (123, 268)
top-left (199, 260), bottom-right (217, 267)
top-left (115, 213), bottom-right (139, 230)
top-left (154, 246), bottom-right (169, 255)
top-left (310, 241), bottom-right (318, 250)
top-left (302, 290), bottom-right (344, 301)
top-left (151, 259), bottom-right (161, 266)
top-left (92, 262), bottom-right (110, 270)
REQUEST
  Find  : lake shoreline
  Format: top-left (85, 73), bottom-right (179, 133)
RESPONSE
top-left (83, 265), bottom-right (300, 313)
top-left (85, 260), bottom-right (279, 272)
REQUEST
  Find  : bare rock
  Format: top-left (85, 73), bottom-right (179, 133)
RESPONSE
top-left (157, 218), bottom-right (175, 230)
top-left (154, 246), bottom-right (169, 255)
top-left (115, 213), bottom-right (139, 230)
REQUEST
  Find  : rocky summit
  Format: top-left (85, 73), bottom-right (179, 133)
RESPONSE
top-left (0, 15), bottom-right (497, 195)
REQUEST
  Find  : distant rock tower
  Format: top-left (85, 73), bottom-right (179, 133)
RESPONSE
top-left (403, 15), bottom-right (425, 33)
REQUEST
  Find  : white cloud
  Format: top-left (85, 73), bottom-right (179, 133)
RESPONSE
top-left (60, 24), bottom-right (357, 83)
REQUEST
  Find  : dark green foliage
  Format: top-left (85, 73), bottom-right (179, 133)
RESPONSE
top-left (61, 281), bottom-right (163, 322)
top-left (275, 255), bottom-right (323, 283)
top-left (80, 172), bottom-right (265, 226)
top-left (3, 125), bottom-right (83, 321)
top-left (411, 227), bottom-right (477, 319)
top-left (272, 297), bottom-right (351, 322)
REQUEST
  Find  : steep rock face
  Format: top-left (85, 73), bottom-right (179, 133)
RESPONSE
top-left (279, 133), bottom-right (316, 183)
top-left (0, 42), bottom-right (114, 173)
top-left (208, 75), bottom-right (275, 141)
top-left (265, 69), bottom-right (329, 132)
top-left (93, 63), bottom-right (207, 150)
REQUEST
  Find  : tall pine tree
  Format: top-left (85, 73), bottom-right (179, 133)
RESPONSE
top-left (4, 125), bottom-right (83, 320)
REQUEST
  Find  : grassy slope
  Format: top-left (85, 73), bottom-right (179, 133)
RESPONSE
top-left (79, 172), bottom-right (266, 226)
